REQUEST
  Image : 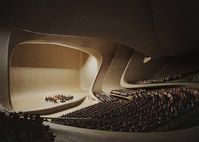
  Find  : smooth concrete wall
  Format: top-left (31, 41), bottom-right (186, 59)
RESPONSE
top-left (80, 55), bottom-right (98, 91)
top-left (3, 1), bottom-right (199, 58)
top-left (3, 0), bottom-right (168, 58)
top-left (16, 35), bottom-right (113, 93)
top-left (11, 44), bottom-right (88, 69)
top-left (10, 43), bottom-right (95, 99)
top-left (102, 45), bottom-right (134, 92)
top-left (91, 44), bottom-right (116, 92)
top-left (123, 51), bottom-right (170, 83)
top-left (7, 30), bottom-right (119, 103)
top-left (0, 29), bottom-right (41, 110)
top-left (10, 67), bottom-right (80, 96)
top-left (21, 33), bottom-right (115, 93)
top-left (154, 50), bottom-right (199, 78)
top-left (0, 28), bottom-right (12, 110)
top-left (1, 29), bottom-right (148, 110)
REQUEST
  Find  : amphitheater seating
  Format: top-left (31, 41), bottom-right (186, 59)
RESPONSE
top-left (93, 92), bottom-right (117, 102)
top-left (137, 74), bottom-right (183, 84)
top-left (110, 89), bottom-right (146, 98)
top-left (192, 74), bottom-right (199, 82)
top-left (52, 87), bottom-right (199, 132)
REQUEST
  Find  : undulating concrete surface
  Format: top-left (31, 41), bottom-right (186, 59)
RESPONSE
top-left (47, 122), bottom-right (199, 142)
top-left (80, 55), bottom-right (98, 91)
top-left (1, 0), bottom-right (168, 58)
top-left (0, 1), bottom-right (199, 142)
top-left (11, 44), bottom-right (89, 69)
top-left (0, 28), bottom-right (12, 110)
top-left (10, 43), bottom-right (99, 111)
top-left (102, 45), bottom-right (134, 92)
top-left (123, 51), bottom-right (170, 83)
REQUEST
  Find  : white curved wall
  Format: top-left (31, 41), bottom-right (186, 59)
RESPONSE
top-left (80, 55), bottom-right (98, 91)
top-left (10, 67), bottom-right (80, 95)
top-left (9, 43), bottom-right (99, 110)
top-left (102, 45), bottom-right (133, 92)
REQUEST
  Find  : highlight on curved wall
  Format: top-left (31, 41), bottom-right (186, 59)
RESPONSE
top-left (9, 42), bottom-right (99, 112)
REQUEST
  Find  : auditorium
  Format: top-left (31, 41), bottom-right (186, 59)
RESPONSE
top-left (0, 0), bottom-right (199, 142)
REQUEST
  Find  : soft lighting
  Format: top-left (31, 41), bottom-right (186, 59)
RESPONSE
top-left (143, 56), bottom-right (151, 63)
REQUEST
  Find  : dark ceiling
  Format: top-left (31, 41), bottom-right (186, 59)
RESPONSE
top-left (1, 0), bottom-right (199, 58)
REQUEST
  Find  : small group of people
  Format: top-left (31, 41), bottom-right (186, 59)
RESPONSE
top-left (45, 94), bottom-right (73, 103)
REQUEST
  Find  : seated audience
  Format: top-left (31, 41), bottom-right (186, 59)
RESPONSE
top-left (52, 87), bottom-right (199, 132)
top-left (137, 74), bottom-right (183, 84)
top-left (93, 92), bottom-right (117, 102)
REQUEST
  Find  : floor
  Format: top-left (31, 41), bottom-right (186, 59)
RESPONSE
top-left (11, 90), bottom-right (90, 112)
top-left (46, 122), bottom-right (199, 142)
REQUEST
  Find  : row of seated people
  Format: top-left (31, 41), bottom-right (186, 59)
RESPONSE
top-left (45, 94), bottom-right (73, 103)
top-left (93, 92), bottom-right (117, 102)
top-left (0, 112), bottom-right (55, 142)
top-left (51, 87), bottom-right (199, 132)
top-left (61, 101), bottom-right (125, 118)
top-left (191, 74), bottom-right (199, 82)
top-left (111, 87), bottom-right (199, 98)
top-left (137, 74), bottom-right (183, 84)
top-left (110, 89), bottom-right (146, 98)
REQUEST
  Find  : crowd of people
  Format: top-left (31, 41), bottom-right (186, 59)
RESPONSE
top-left (110, 89), bottom-right (144, 98)
top-left (52, 87), bottom-right (199, 132)
top-left (0, 112), bottom-right (55, 142)
top-left (93, 92), bottom-right (117, 102)
top-left (45, 94), bottom-right (73, 103)
top-left (137, 74), bottom-right (183, 84)
top-left (192, 74), bottom-right (199, 82)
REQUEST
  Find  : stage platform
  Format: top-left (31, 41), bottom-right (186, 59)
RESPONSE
top-left (11, 90), bottom-right (94, 114)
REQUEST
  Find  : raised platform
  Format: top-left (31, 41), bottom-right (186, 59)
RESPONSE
top-left (11, 90), bottom-right (89, 114)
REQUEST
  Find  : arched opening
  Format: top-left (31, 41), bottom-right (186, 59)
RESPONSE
top-left (10, 43), bottom-right (98, 112)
